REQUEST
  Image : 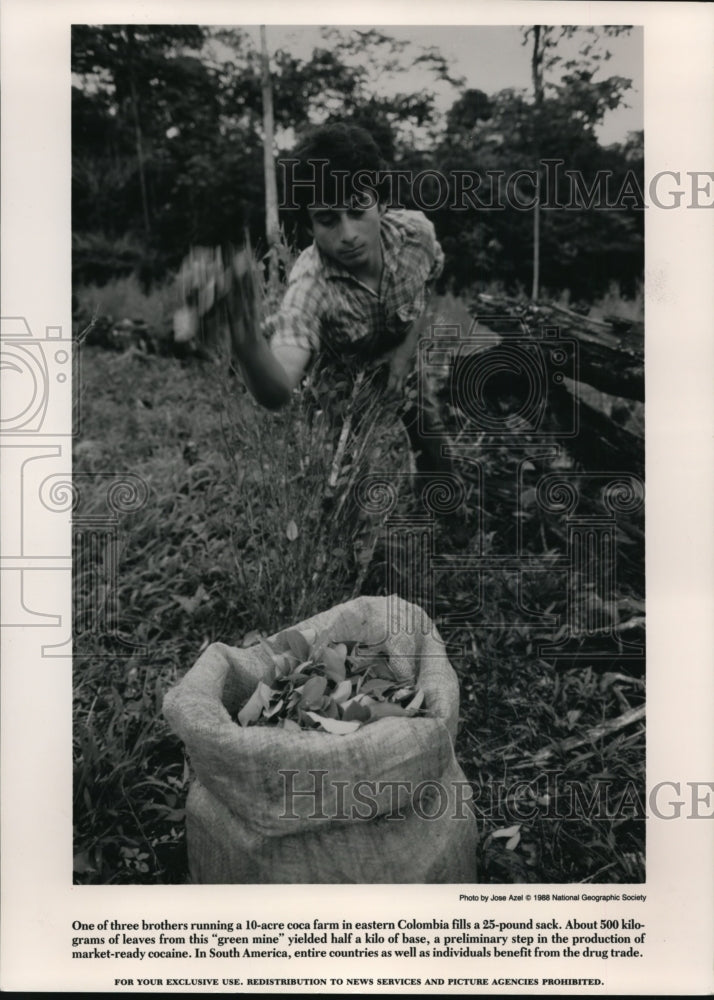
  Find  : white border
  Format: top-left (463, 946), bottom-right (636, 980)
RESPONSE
top-left (1, 1), bottom-right (713, 994)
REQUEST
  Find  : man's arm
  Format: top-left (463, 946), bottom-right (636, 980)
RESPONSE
top-left (234, 338), bottom-right (310, 410)
top-left (174, 245), bottom-right (314, 410)
top-left (224, 250), bottom-right (312, 410)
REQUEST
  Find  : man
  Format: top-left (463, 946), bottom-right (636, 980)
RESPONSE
top-left (176, 123), bottom-right (455, 489)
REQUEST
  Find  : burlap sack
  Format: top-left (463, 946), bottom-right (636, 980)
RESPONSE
top-left (163, 595), bottom-right (478, 883)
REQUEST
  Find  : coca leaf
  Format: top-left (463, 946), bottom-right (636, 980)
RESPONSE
top-left (342, 699), bottom-right (371, 723)
top-left (404, 688), bottom-right (425, 714)
top-left (264, 698), bottom-right (284, 719)
top-left (304, 711), bottom-right (362, 735)
top-left (322, 698), bottom-right (340, 719)
top-left (368, 702), bottom-right (408, 721)
top-left (299, 674), bottom-right (327, 708)
top-left (361, 678), bottom-right (394, 697)
top-left (323, 644), bottom-right (347, 683)
top-left (370, 656), bottom-right (399, 681)
top-left (309, 628), bottom-right (332, 661)
top-left (271, 651), bottom-right (295, 676)
top-left (348, 643), bottom-right (388, 673)
top-left (283, 628), bottom-right (310, 660)
top-left (237, 681), bottom-right (274, 727)
top-left (332, 679), bottom-right (353, 703)
top-left (280, 718), bottom-right (302, 732)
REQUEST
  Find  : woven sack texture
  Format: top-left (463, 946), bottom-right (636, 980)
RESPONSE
top-left (163, 595), bottom-right (478, 883)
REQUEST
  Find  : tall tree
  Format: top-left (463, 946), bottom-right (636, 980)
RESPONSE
top-left (260, 26), bottom-right (280, 282)
top-left (522, 25), bottom-right (634, 299)
top-left (125, 26), bottom-right (151, 235)
top-left (530, 26), bottom-right (545, 299)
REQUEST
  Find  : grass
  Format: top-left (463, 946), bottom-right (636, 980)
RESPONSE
top-left (74, 272), bottom-right (178, 341)
top-left (72, 277), bottom-right (645, 885)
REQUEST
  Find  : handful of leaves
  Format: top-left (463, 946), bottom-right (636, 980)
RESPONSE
top-left (236, 627), bottom-right (426, 735)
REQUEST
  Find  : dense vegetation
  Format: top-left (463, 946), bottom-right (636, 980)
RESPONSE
top-left (72, 25), bottom-right (644, 303)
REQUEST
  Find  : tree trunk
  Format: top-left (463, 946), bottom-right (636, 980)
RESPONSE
top-left (126, 27), bottom-right (151, 237)
top-left (260, 26), bottom-right (280, 286)
top-left (530, 26), bottom-right (544, 301)
top-left (531, 174), bottom-right (541, 301)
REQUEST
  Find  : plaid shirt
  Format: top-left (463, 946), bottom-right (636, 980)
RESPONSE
top-left (264, 210), bottom-right (444, 367)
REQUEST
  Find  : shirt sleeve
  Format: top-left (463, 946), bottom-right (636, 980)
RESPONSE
top-left (396, 209), bottom-right (445, 288)
top-left (413, 212), bottom-right (444, 288)
top-left (262, 273), bottom-right (323, 356)
top-left (427, 226), bottom-right (445, 287)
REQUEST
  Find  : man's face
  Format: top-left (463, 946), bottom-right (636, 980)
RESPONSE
top-left (307, 199), bottom-right (385, 272)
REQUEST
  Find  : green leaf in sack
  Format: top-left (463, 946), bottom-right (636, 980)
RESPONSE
top-left (286, 519), bottom-right (299, 541)
top-left (321, 697), bottom-right (340, 719)
top-left (361, 678), bottom-right (394, 697)
top-left (342, 699), bottom-right (371, 723)
top-left (404, 688), bottom-right (425, 714)
top-left (238, 681), bottom-right (274, 727)
top-left (370, 656), bottom-right (399, 681)
top-left (332, 679), bottom-right (353, 703)
top-left (304, 711), bottom-right (362, 735)
top-left (283, 628), bottom-right (310, 661)
top-left (273, 651), bottom-right (299, 675)
top-left (280, 718), bottom-right (302, 732)
top-left (322, 643), bottom-right (347, 683)
top-left (299, 674), bottom-right (327, 708)
top-left (348, 643), bottom-right (384, 673)
top-left (264, 698), bottom-right (284, 720)
top-left (309, 628), bottom-right (332, 662)
top-left (368, 701), bottom-right (408, 721)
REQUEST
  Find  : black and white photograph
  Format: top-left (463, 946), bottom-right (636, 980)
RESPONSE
top-left (69, 21), bottom-right (646, 888)
top-left (1, 1), bottom-right (712, 995)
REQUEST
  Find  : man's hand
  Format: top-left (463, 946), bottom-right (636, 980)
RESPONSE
top-left (173, 246), bottom-right (230, 344)
top-left (177, 246), bottom-right (229, 316)
top-left (224, 249), bottom-right (263, 356)
top-left (173, 244), bottom-right (264, 356)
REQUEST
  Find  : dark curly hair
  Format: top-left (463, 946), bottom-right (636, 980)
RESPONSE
top-left (280, 122), bottom-right (392, 224)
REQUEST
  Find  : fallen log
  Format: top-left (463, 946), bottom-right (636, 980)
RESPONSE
top-left (474, 293), bottom-right (644, 403)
